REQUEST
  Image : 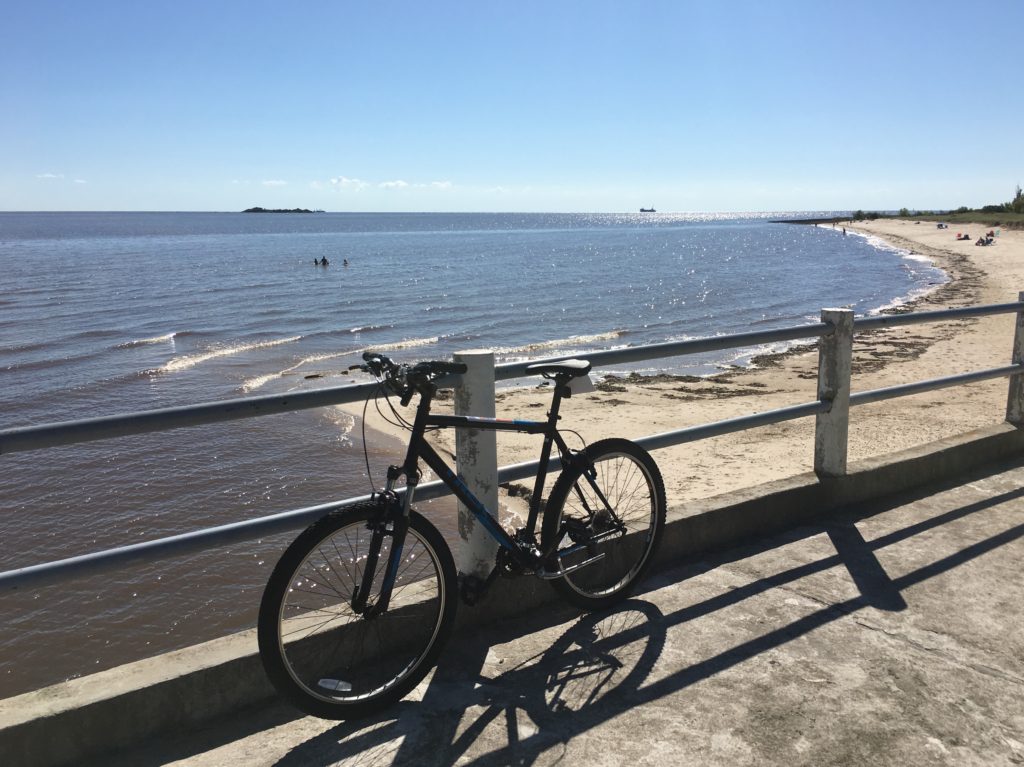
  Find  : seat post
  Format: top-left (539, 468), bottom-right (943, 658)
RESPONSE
top-left (546, 375), bottom-right (569, 423)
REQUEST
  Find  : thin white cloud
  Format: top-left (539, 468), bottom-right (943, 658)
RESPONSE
top-left (330, 176), bottom-right (368, 191)
top-left (73, 179), bottom-right (87, 184)
top-left (36, 173), bottom-right (64, 180)
top-left (262, 179), bottom-right (288, 187)
top-left (324, 175), bottom-right (454, 192)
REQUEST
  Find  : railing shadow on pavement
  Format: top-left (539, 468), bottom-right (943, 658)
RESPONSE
top-left (71, 451), bottom-right (1024, 767)
top-left (245, 457), bottom-right (1024, 767)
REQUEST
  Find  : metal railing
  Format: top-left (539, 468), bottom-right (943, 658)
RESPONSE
top-left (3, 299), bottom-right (1024, 591)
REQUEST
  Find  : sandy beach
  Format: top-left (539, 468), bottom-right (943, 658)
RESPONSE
top-left (350, 219), bottom-right (1024, 514)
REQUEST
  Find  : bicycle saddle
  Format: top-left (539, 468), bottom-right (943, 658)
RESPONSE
top-left (527, 359), bottom-right (592, 378)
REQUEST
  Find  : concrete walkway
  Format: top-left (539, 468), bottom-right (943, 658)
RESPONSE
top-left (88, 458), bottom-right (1024, 767)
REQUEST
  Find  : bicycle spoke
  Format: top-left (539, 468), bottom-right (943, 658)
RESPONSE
top-left (544, 441), bottom-right (665, 610)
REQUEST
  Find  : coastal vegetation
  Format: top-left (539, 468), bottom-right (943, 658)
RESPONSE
top-left (853, 185), bottom-right (1024, 228)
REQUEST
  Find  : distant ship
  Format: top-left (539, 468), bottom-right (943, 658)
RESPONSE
top-left (639, 207), bottom-right (656, 213)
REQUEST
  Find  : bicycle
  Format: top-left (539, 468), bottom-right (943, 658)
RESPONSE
top-left (257, 351), bottom-right (666, 719)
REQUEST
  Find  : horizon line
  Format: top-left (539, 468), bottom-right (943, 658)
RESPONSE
top-left (0, 208), bottom-right (886, 215)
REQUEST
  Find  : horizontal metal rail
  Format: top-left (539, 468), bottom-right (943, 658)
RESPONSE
top-left (0, 398), bottom-right (832, 591)
top-left (0, 382), bottom-right (381, 455)
top-left (0, 321), bottom-right (834, 455)
top-left (2, 299), bottom-right (1023, 591)
top-left (635, 399), bottom-right (831, 452)
top-left (850, 364), bottom-right (1024, 407)
top-left (853, 302), bottom-right (1024, 332)
top-left (492, 322), bottom-right (834, 380)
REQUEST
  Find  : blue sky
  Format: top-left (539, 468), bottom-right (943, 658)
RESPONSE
top-left (3, 1), bottom-right (1022, 212)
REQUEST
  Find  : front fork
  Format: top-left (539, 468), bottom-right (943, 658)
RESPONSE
top-left (352, 466), bottom-right (417, 617)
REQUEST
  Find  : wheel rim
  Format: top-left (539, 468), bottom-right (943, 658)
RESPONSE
top-left (557, 452), bottom-right (658, 598)
top-left (275, 519), bottom-right (447, 705)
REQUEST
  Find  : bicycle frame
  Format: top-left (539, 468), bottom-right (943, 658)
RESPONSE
top-left (390, 379), bottom-right (576, 565)
top-left (357, 372), bottom-right (612, 614)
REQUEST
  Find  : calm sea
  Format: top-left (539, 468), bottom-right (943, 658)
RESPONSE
top-left (0, 211), bottom-right (945, 696)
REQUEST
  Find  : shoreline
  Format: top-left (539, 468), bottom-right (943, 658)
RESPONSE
top-left (351, 219), bottom-right (1024, 509)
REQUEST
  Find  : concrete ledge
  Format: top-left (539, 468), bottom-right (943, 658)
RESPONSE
top-left (662, 421), bottom-right (1024, 559)
top-left (3, 421), bottom-right (1022, 766)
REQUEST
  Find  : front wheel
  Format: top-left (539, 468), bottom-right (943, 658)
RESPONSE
top-left (542, 439), bottom-right (666, 610)
top-left (258, 502), bottom-right (458, 719)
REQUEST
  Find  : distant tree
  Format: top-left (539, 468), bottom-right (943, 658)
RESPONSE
top-left (853, 209), bottom-right (866, 221)
top-left (898, 207), bottom-right (911, 217)
top-left (1011, 184), bottom-right (1024, 214)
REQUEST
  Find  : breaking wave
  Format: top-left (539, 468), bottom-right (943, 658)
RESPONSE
top-left (491, 330), bottom-right (627, 358)
top-left (240, 335), bottom-right (443, 393)
top-left (118, 332), bottom-right (178, 348)
top-left (159, 336), bottom-right (302, 374)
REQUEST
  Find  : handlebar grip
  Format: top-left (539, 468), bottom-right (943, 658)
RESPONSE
top-left (362, 350), bottom-right (400, 377)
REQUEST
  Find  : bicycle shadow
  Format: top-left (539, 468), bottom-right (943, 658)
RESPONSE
top-left (273, 465), bottom-right (1024, 766)
top-left (273, 598), bottom-right (667, 767)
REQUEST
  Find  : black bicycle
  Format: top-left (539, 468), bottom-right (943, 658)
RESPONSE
top-left (258, 352), bottom-right (666, 719)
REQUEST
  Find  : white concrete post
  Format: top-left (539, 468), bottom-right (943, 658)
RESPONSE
top-left (814, 308), bottom-right (854, 477)
top-left (1006, 291), bottom-right (1024, 425)
top-left (453, 350), bottom-right (501, 579)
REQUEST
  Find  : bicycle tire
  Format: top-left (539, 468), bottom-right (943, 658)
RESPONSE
top-left (541, 438), bottom-right (666, 610)
top-left (258, 501), bottom-right (458, 719)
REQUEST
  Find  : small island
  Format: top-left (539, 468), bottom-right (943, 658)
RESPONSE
top-left (242, 207), bottom-right (321, 213)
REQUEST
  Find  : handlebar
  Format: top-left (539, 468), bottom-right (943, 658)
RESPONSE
top-left (354, 352), bottom-right (468, 405)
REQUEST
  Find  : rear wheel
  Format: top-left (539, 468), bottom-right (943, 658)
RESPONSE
top-left (542, 439), bottom-right (666, 610)
top-left (258, 502), bottom-right (458, 719)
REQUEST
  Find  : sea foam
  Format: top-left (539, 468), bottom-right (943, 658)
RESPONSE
top-left (118, 332), bottom-right (178, 348)
top-left (160, 336), bottom-right (302, 373)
